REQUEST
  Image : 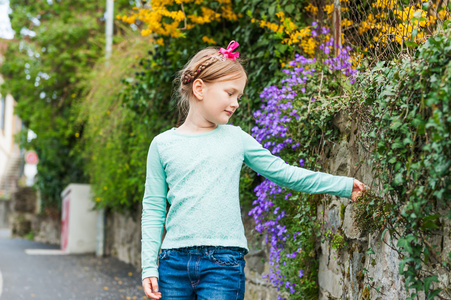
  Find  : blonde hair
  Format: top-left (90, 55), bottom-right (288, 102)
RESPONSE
top-left (174, 47), bottom-right (247, 117)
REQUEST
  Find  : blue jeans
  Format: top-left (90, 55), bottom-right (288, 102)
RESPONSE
top-left (158, 246), bottom-right (246, 300)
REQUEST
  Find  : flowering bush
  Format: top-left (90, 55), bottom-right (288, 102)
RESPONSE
top-left (249, 24), bottom-right (357, 299)
top-left (305, 0), bottom-right (450, 52)
top-left (117, 0), bottom-right (240, 43)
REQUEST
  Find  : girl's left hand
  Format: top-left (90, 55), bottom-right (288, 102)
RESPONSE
top-left (351, 179), bottom-right (366, 202)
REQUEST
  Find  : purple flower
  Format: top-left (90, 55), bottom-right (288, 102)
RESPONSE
top-left (249, 24), bottom-right (358, 297)
top-left (324, 46), bottom-right (330, 55)
top-left (299, 159), bottom-right (305, 167)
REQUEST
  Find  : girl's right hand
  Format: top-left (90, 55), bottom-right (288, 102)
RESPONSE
top-left (351, 179), bottom-right (366, 202)
top-left (142, 277), bottom-right (162, 299)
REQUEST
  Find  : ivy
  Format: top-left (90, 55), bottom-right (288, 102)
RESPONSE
top-left (352, 22), bottom-right (451, 299)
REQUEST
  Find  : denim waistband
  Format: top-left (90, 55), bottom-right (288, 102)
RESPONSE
top-left (162, 246), bottom-right (247, 255)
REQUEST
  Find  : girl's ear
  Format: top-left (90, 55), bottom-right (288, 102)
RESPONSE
top-left (192, 78), bottom-right (205, 101)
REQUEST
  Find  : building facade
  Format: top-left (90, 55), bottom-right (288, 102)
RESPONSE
top-left (0, 41), bottom-right (23, 228)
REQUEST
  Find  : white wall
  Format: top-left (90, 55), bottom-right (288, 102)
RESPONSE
top-left (0, 93), bottom-right (22, 195)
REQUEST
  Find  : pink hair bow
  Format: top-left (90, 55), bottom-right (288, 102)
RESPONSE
top-left (219, 40), bottom-right (240, 60)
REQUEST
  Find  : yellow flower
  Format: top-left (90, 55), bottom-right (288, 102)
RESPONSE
top-left (221, 5), bottom-right (238, 21)
top-left (301, 37), bottom-right (316, 56)
top-left (324, 4), bottom-right (333, 15)
top-left (276, 11), bottom-right (285, 19)
top-left (342, 18), bottom-right (354, 28)
top-left (202, 36), bottom-right (217, 44)
top-left (155, 38), bottom-right (164, 46)
top-left (438, 9), bottom-right (449, 20)
top-left (372, 0), bottom-right (396, 10)
top-left (75, 132), bottom-right (80, 138)
top-left (305, 3), bottom-right (318, 15)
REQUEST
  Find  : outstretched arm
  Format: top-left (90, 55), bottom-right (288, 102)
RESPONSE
top-left (240, 127), bottom-right (355, 199)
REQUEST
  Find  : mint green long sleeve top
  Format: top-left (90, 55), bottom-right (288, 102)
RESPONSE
top-left (141, 125), bottom-right (354, 280)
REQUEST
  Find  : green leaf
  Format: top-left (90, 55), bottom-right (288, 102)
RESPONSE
top-left (406, 41), bottom-right (419, 48)
top-left (268, 4), bottom-right (276, 17)
top-left (424, 275), bottom-right (438, 292)
top-left (286, 4), bottom-right (295, 13)
top-left (392, 142), bottom-right (403, 149)
top-left (366, 248), bottom-right (375, 255)
top-left (411, 28), bottom-right (419, 40)
top-left (398, 238), bottom-right (413, 254)
top-left (403, 137), bottom-right (413, 145)
top-left (428, 289), bottom-right (442, 299)
top-left (275, 43), bottom-right (288, 54)
top-left (421, 214), bottom-right (440, 230)
top-left (390, 120), bottom-right (402, 130)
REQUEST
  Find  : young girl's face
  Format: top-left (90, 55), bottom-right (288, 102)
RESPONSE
top-left (197, 73), bottom-right (246, 125)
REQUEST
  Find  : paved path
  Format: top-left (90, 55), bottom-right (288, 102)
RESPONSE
top-left (0, 229), bottom-right (145, 300)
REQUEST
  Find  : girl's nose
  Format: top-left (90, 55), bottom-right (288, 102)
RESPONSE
top-left (231, 98), bottom-right (239, 109)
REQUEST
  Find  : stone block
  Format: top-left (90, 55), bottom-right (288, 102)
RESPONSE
top-left (11, 187), bottom-right (36, 213)
top-left (342, 204), bottom-right (363, 240)
top-left (32, 213), bottom-right (61, 245)
top-left (318, 241), bottom-right (343, 299)
top-left (105, 209), bottom-right (141, 270)
top-left (333, 111), bottom-right (350, 134)
top-left (246, 249), bottom-right (266, 274)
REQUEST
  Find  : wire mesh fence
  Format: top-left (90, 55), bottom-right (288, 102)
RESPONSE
top-left (306, 0), bottom-right (450, 63)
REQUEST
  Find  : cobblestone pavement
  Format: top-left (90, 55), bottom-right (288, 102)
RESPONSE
top-left (0, 229), bottom-right (146, 300)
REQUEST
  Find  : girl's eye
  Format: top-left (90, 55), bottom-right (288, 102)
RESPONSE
top-left (227, 92), bottom-right (233, 96)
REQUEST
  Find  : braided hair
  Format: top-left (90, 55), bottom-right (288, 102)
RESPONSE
top-left (181, 55), bottom-right (226, 85)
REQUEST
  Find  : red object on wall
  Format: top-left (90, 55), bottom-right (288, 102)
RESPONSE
top-left (25, 151), bottom-right (39, 165)
top-left (61, 192), bottom-right (70, 251)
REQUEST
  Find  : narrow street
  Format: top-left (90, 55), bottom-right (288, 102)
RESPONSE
top-left (0, 229), bottom-right (145, 300)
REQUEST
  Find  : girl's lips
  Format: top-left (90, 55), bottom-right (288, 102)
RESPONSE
top-left (225, 110), bottom-right (233, 115)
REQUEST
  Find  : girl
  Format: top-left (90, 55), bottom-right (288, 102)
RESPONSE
top-left (141, 41), bottom-right (365, 300)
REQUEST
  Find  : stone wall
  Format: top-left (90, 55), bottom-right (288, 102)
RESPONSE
top-left (316, 112), bottom-right (450, 299)
top-left (242, 210), bottom-right (279, 300)
top-left (9, 187), bottom-right (37, 236)
top-left (93, 113), bottom-right (451, 299)
top-left (104, 208), bottom-right (142, 270)
top-left (7, 186), bottom-right (61, 245)
top-left (31, 212), bottom-right (61, 245)
top-left (0, 198), bottom-right (10, 228)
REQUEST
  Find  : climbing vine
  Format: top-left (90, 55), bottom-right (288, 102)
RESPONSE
top-left (352, 22), bottom-right (451, 299)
